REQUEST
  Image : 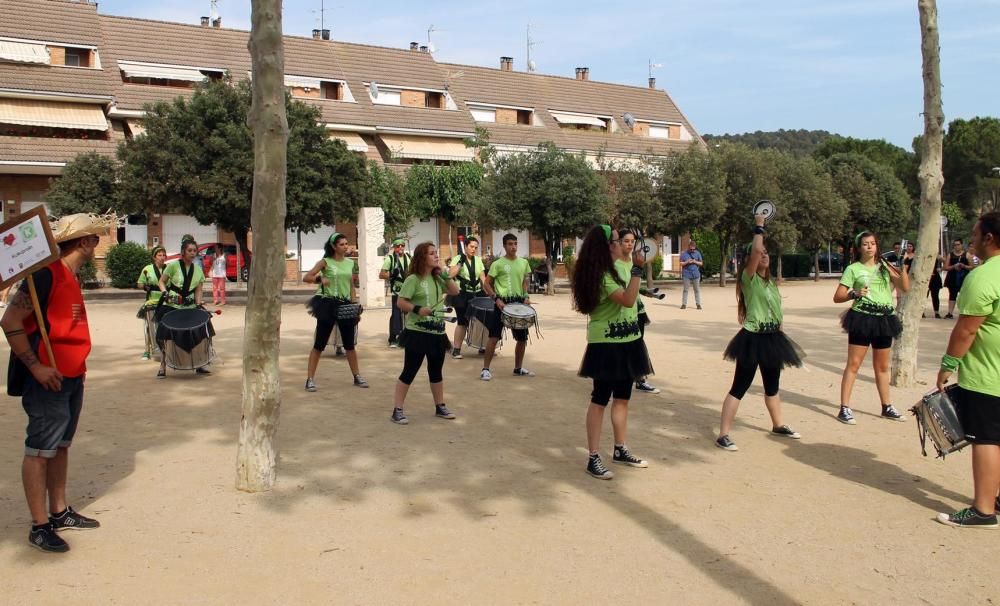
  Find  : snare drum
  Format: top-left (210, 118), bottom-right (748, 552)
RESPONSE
top-left (910, 385), bottom-right (969, 458)
top-left (158, 308), bottom-right (216, 370)
top-left (501, 303), bottom-right (537, 331)
top-left (464, 297), bottom-right (495, 350)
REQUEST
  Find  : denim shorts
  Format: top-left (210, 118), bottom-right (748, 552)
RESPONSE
top-left (22, 375), bottom-right (85, 458)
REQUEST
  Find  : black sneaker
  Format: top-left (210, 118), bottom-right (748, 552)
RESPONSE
top-left (196, 367), bottom-right (211, 375)
top-left (335, 347), bottom-right (346, 357)
top-left (50, 506), bottom-right (100, 531)
top-left (936, 507), bottom-right (998, 529)
top-left (837, 406), bottom-right (857, 425)
top-left (435, 404), bottom-right (456, 420)
top-left (156, 368), bottom-right (166, 379)
top-left (451, 349), bottom-right (463, 360)
top-left (771, 425), bottom-right (802, 439)
top-left (390, 407), bottom-right (409, 425)
top-left (353, 375), bottom-right (369, 388)
top-left (715, 435), bottom-right (738, 451)
top-left (945, 313), bottom-right (954, 319)
top-left (304, 378), bottom-right (317, 392)
top-left (635, 381), bottom-right (660, 394)
top-left (586, 454), bottom-right (614, 480)
top-left (29, 523), bottom-right (69, 552)
top-left (612, 445), bottom-right (648, 468)
top-left (881, 405), bottom-right (907, 422)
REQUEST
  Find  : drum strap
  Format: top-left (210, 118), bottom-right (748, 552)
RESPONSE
top-left (166, 261), bottom-right (197, 304)
top-left (145, 265), bottom-right (163, 303)
top-left (456, 255), bottom-right (481, 293)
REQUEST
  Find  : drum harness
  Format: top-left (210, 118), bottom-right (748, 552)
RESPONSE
top-left (389, 253), bottom-right (411, 294)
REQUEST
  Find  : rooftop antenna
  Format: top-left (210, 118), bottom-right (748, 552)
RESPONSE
top-left (648, 59), bottom-right (663, 80)
top-left (210, 0), bottom-right (220, 22)
top-left (526, 24), bottom-right (539, 72)
top-left (427, 24), bottom-right (444, 54)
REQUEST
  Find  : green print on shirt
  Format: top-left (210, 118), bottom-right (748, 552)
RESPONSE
top-left (840, 262), bottom-right (894, 314)
top-left (488, 257), bottom-right (530, 300)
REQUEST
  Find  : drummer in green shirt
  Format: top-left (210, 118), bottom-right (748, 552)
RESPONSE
top-left (447, 236), bottom-right (488, 358)
top-left (156, 238), bottom-right (210, 379)
top-left (833, 230), bottom-right (910, 425)
top-left (480, 233), bottom-right (534, 381)
top-left (136, 246), bottom-right (166, 361)
top-left (935, 211), bottom-right (1000, 529)
top-left (716, 214), bottom-right (804, 452)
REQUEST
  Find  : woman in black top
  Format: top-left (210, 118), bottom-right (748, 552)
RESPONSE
top-left (943, 239), bottom-right (970, 318)
top-left (927, 253), bottom-right (945, 319)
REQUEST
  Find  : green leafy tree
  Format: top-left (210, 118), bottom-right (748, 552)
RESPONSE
top-left (478, 142), bottom-right (609, 294)
top-left (44, 152), bottom-right (122, 216)
top-left (364, 162), bottom-right (410, 238)
top-left (814, 136), bottom-right (919, 200)
top-left (703, 129), bottom-right (835, 158)
top-left (822, 153), bottom-right (913, 253)
top-left (780, 155), bottom-right (848, 280)
top-left (939, 116), bottom-right (1000, 211)
top-left (117, 78), bottom-right (367, 252)
top-left (656, 144), bottom-right (726, 236)
top-left (404, 161), bottom-right (484, 250)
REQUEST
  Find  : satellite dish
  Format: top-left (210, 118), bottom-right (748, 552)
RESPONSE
top-left (752, 199), bottom-right (777, 224)
top-left (427, 42), bottom-right (436, 53)
top-left (527, 59), bottom-right (537, 72)
top-left (623, 112), bottom-right (636, 129)
top-left (369, 81), bottom-right (380, 98)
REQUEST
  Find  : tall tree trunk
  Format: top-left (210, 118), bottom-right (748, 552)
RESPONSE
top-left (776, 255), bottom-right (784, 284)
top-left (545, 235), bottom-right (555, 296)
top-left (718, 237), bottom-right (728, 287)
top-left (237, 0), bottom-right (288, 492)
top-left (891, 0), bottom-right (944, 387)
top-left (813, 251), bottom-right (820, 282)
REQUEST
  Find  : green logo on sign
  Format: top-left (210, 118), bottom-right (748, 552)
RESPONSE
top-left (18, 223), bottom-right (36, 240)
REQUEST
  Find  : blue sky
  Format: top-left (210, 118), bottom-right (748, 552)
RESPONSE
top-left (98, 0), bottom-right (999, 149)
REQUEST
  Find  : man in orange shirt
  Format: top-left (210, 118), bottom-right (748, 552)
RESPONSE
top-left (2, 213), bottom-right (114, 553)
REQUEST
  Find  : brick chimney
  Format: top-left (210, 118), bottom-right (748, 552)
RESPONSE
top-left (312, 29), bottom-right (321, 39)
top-left (410, 42), bottom-right (419, 51)
top-left (200, 16), bottom-right (210, 27)
top-left (579, 67), bottom-right (590, 81)
top-left (321, 29), bottom-right (330, 40)
top-left (212, 17), bottom-right (222, 28)
top-left (500, 56), bottom-right (513, 71)
top-left (419, 45), bottom-right (429, 53)
top-left (648, 77), bottom-right (656, 89)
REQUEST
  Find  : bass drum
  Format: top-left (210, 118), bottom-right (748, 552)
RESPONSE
top-left (159, 308), bottom-right (215, 370)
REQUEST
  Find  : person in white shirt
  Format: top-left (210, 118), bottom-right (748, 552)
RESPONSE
top-left (211, 245), bottom-right (227, 306)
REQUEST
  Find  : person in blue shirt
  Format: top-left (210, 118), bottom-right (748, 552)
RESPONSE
top-left (679, 239), bottom-right (703, 310)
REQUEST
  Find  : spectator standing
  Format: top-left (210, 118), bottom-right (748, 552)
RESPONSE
top-left (211, 245), bottom-right (227, 306)
top-left (944, 239), bottom-right (971, 319)
top-left (679, 239), bottom-right (703, 310)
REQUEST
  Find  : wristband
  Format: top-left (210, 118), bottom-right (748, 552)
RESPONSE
top-left (847, 289), bottom-right (858, 300)
top-left (412, 305), bottom-right (423, 316)
top-left (752, 226), bottom-right (766, 235)
top-left (940, 354), bottom-right (962, 373)
top-left (630, 266), bottom-right (644, 278)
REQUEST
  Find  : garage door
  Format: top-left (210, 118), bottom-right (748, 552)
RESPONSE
top-left (407, 217), bottom-right (438, 248)
top-left (287, 225), bottom-right (335, 273)
top-left (161, 214), bottom-right (217, 254)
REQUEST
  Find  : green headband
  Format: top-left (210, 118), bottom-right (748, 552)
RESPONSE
top-left (329, 232), bottom-right (343, 246)
top-left (151, 246), bottom-right (165, 258)
top-left (392, 238), bottom-right (405, 246)
top-left (601, 224), bottom-right (612, 241)
top-left (854, 231), bottom-right (869, 247)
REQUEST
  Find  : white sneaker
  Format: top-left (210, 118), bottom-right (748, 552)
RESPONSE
top-left (512, 368), bottom-right (535, 377)
top-left (480, 369), bottom-right (493, 381)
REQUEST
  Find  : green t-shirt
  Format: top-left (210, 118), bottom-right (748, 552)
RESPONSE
top-left (741, 270), bottom-right (782, 332)
top-left (449, 254), bottom-right (486, 293)
top-left (956, 255), bottom-right (1000, 397)
top-left (161, 260), bottom-right (206, 308)
top-left (398, 274), bottom-right (449, 335)
top-left (137, 263), bottom-right (164, 306)
top-left (317, 257), bottom-right (355, 300)
top-left (840, 262), bottom-right (894, 314)
top-left (614, 260), bottom-right (644, 314)
top-left (587, 270), bottom-right (641, 344)
top-left (488, 256), bottom-right (530, 300)
top-left (381, 253), bottom-right (411, 294)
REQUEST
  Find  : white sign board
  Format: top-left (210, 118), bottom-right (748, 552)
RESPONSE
top-left (0, 206), bottom-right (59, 290)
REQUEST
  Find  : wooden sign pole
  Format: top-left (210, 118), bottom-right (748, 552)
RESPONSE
top-left (26, 274), bottom-right (56, 367)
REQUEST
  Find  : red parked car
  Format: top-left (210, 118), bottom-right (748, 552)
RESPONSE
top-left (165, 242), bottom-right (251, 282)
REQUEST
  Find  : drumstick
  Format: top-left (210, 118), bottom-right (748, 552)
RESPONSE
top-left (640, 291), bottom-right (665, 300)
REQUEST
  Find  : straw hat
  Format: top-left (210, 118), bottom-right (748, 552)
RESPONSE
top-left (50, 213), bottom-right (120, 243)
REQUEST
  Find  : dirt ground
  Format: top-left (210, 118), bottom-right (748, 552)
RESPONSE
top-left (0, 280), bottom-right (994, 605)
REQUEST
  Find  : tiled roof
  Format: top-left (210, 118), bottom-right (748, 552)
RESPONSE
top-left (0, 134), bottom-right (117, 163)
top-left (0, 0), bottom-right (102, 46)
top-left (439, 62), bottom-right (701, 156)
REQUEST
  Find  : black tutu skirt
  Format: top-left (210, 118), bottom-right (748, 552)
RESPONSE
top-left (578, 339), bottom-right (654, 381)
top-left (723, 329), bottom-right (805, 369)
top-left (306, 295), bottom-right (350, 321)
top-left (398, 329), bottom-right (452, 355)
top-left (840, 308), bottom-right (902, 339)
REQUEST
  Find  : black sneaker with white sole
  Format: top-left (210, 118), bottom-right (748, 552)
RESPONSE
top-left (837, 406), bottom-right (857, 425)
top-left (353, 375), bottom-right (369, 388)
top-left (304, 378), bottom-right (317, 392)
top-left (390, 407), bottom-right (409, 425)
top-left (715, 435), bottom-right (738, 451)
top-left (771, 425), bottom-right (801, 439)
top-left (881, 405), bottom-right (907, 421)
top-left (29, 523), bottom-right (69, 553)
top-left (612, 445), bottom-right (648, 468)
top-left (635, 381), bottom-right (660, 394)
top-left (451, 349), bottom-right (463, 360)
top-left (435, 404), bottom-right (456, 420)
top-left (936, 507), bottom-right (998, 529)
top-left (49, 506), bottom-right (100, 531)
top-left (586, 454), bottom-right (614, 480)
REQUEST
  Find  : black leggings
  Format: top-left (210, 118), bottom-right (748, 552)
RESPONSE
top-left (399, 344), bottom-right (445, 385)
top-left (314, 318), bottom-right (357, 351)
top-left (729, 361), bottom-right (780, 400)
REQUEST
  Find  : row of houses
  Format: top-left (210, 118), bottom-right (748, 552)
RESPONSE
top-left (0, 0), bottom-right (703, 277)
